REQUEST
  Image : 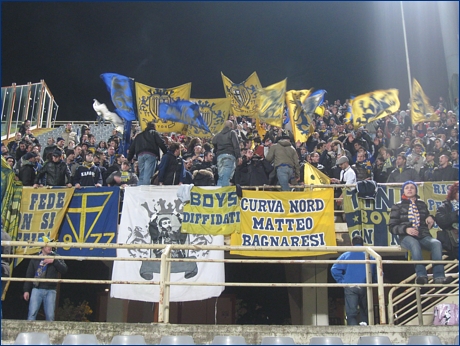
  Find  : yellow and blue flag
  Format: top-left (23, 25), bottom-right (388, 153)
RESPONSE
top-left (100, 73), bottom-right (137, 121)
top-left (187, 98), bottom-right (230, 138)
top-left (159, 101), bottom-right (210, 133)
top-left (286, 89), bottom-right (313, 143)
top-left (256, 79), bottom-right (287, 127)
top-left (222, 71), bottom-right (261, 117)
top-left (303, 162), bottom-right (330, 186)
top-left (352, 89), bottom-right (400, 128)
top-left (57, 187), bottom-right (120, 257)
top-left (411, 78), bottom-right (438, 123)
top-left (136, 81), bottom-right (191, 132)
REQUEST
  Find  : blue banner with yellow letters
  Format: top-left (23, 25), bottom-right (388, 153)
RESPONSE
top-left (57, 187), bottom-right (120, 257)
top-left (343, 182), bottom-right (457, 246)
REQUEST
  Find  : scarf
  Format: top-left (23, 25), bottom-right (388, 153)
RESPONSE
top-left (408, 199), bottom-right (420, 230)
top-left (83, 161), bottom-right (94, 169)
top-left (34, 254), bottom-right (48, 287)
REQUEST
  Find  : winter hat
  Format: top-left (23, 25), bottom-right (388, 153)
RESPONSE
top-left (401, 180), bottom-right (418, 195)
top-left (56, 137), bottom-right (65, 143)
top-left (23, 152), bottom-right (37, 161)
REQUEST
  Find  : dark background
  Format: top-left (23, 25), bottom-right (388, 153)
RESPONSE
top-left (1, 2), bottom-right (452, 122)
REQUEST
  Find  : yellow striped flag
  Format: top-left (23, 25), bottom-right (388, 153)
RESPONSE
top-left (411, 78), bottom-right (439, 123)
top-left (222, 72), bottom-right (261, 117)
top-left (135, 81), bottom-right (191, 132)
top-left (286, 89), bottom-right (313, 143)
top-left (352, 89), bottom-right (400, 128)
top-left (256, 79), bottom-right (287, 127)
top-left (187, 98), bottom-right (231, 138)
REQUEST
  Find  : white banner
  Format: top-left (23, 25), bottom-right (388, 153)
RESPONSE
top-left (111, 185), bottom-right (224, 302)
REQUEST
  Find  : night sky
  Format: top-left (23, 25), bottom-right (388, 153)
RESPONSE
top-left (1, 2), bottom-right (453, 121)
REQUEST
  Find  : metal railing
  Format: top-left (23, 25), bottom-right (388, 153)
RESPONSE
top-left (2, 240), bottom-right (457, 325)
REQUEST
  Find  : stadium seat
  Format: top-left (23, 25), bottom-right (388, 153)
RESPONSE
top-left (309, 336), bottom-right (343, 345)
top-left (159, 335), bottom-right (195, 345)
top-left (407, 335), bottom-right (442, 345)
top-left (110, 335), bottom-right (146, 345)
top-left (14, 332), bottom-right (51, 345)
top-left (212, 336), bottom-right (247, 345)
top-left (62, 334), bottom-right (99, 345)
top-left (260, 336), bottom-right (296, 344)
top-left (357, 336), bottom-right (392, 344)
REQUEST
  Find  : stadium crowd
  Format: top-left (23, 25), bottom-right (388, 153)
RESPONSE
top-left (2, 97), bottom-right (459, 190)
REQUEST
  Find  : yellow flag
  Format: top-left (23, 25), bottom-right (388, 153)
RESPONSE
top-left (286, 89), bottom-right (313, 143)
top-left (411, 78), bottom-right (439, 123)
top-left (315, 105), bottom-right (326, 117)
top-left (255, 118), bottom-right (267, 139)
top-left (303, 162), bottom-right (330, 186)
top-left (256, 79), bottom-right (287, 127)
top-left (222, 71), bottom-right (261, 117)
top-left (231, 189), bottom-right (336, 257)
top-left (187, 98), bottom-right (231, 138)
top-left (135, 81), bottom-right (191, 132)
top-left (352, 89), bottom-right (400, 128)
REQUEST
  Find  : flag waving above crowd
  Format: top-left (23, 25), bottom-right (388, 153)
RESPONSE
top-left (222, 71), bottom-right (261, 117)
top-left (411, 78), bottom-right (439, 124)
top-left (158, 101), bottom-right (211, 133)
top-left (256, 79), bottom-right (287, 128)
top-left (351, 89), bottom-right (400, 128)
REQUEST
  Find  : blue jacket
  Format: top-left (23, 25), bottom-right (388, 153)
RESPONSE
top-left (331, 247), bottom-right (377, 284)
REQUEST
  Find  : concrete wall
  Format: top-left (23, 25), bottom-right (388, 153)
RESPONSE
top-left (2, 319), bottom-right (458, 345)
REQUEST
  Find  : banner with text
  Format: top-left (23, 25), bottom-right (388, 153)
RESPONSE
top-left (57, 187), bottom-right (120, 257)
top-left (343, 182), bottom-right (456, 246)
top-left (16, 187), bottom-right (74, 256)
top-left (182, 186), bottom-right (240, 235)
top-left (111, 186), bottom-right (224, 302)
top-left (231, 189), bottom-right (336, 257)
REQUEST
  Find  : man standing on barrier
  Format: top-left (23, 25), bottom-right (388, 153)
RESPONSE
top-left (331, 235), bottom-right (377, 326)
top-left (23, 236), bottom-right (67, 321)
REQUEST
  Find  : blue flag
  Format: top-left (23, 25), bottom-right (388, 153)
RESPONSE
top-left (100, 73), bottom-right (137, 121)
top-left (159, 101), bottom-right (211, 132)
top-left (57, 187), bottom-right (120, 257)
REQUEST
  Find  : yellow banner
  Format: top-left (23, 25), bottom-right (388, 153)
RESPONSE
top-left (136, 81), bottom-right (191, 132)
top-left (286, 89), bottom-right (313, 143)
top-left (182, 186), bottom-right (240, 235)
top-left (187, 98), bottom-right (230, 138)
top-left (231, 189), bottom-right (336, 257)
top-left (256, 79), bottom-right (287, 127)
top-left (222, 71), bottom-right (261, 117)
top-left (411, 78), bottom-right (439, 123)
top-left (352, 89), bottom-right (400, 128)
top-left (16, 187), bottom-right (74, 255)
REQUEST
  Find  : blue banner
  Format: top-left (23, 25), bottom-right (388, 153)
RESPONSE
top-left (159, 100), bottom-right (211, 132)
top-left (100, 73), bottom-right (137, 121)
top-left (57, 187), bottom-right (120, 257)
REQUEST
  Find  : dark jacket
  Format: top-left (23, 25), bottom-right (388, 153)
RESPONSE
top-left (127, 128), bottom-right (167, 161)
top-left (389, 198), bottom-right (432, 240)
top-left (157, 152), bottom-right (184, 185)
top-left (23, 252), bottom-right (67, 292)
top-left (435, 200), bottom-right (459, 259)
top-left (431, 165), bottom-right (459, 182)
top-left (212, 127), bottom-right (241, 159)
top-left (235, 156), bottom-right (273, 186)
top-left (386, 166), bottom-right (420, 183)
top-left (34, 160), bottom-right (71, 186)
top-left (18, 161), bottom-right (36, 186)
top-left (435, 200), bottom-right (458, 231)
top-left (73, 164), bottom-right (103, 186)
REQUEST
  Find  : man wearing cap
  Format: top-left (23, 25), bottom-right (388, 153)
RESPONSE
top-left (331, 156), bottom-right (356, 187)
top-left (23, 236), bottom-right (67, 321)
top-left (420, 152), bottom-right (438, 181)
top-left (73, 152), bottom-right (103, 188)
top-left (18, 152), bottom-right (38, 186)
top-left (265, 132), bottom-right (300, 191)
top-left (43, 137), bottom-right (59, 160)
top-left (33, 150), bottom-right (72, 188)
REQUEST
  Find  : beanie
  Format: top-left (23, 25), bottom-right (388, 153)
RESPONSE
top-left (401, 180), bottom-right (418, 195)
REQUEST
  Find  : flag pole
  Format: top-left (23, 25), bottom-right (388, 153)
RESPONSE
top-left (400, 1), bottom-right (412, 99)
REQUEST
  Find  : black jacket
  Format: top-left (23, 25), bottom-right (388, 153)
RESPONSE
top-left (23, 252), bottom-right (67, 292)
top-left (158, 152), bottom-right (184, 185)
top-left (435, 200), bottom-right (458, 231)
top-left (212, 127), bottom-right (241, 159)
top-left (389, 198), bottom-right (432, 240)
top-left (34, 160), bottom-right (71, 186)
top-left (18, 161), bottom-right (36, 186)
top-left (127, 128), bottom-right (167, 161)
top-left (386, 166), bottom-right (420, 183)
top-left (431, 165), bottom-right (459, 182)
